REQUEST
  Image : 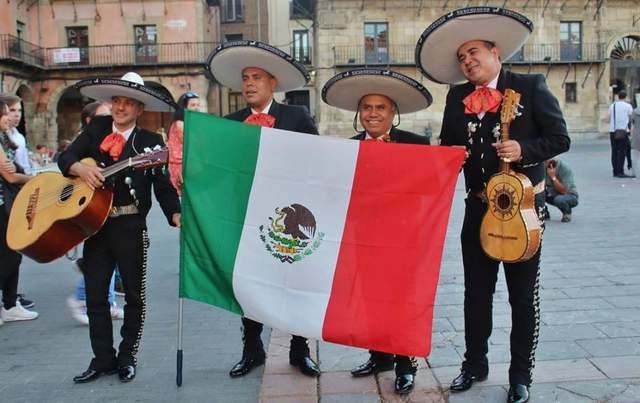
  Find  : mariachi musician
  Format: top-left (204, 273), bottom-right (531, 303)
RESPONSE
top-left (322, 67), bottom-right (433, 395)
top-left (58, 72), bottom-right (180, 384)
top-left (415, 7), bottom-right (570, 403)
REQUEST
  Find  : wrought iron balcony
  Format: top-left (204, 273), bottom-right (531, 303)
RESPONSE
top-left (0, 35), bottom-right (218, 70)
top-left (504, 43), bottom-right (606, 64)
top-left (333, 43), bottom-right (607, 67)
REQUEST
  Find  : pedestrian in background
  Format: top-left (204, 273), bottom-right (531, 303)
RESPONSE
top-left (607, 90), bottom-right (634, 178)
top-left (167, 91), bottom-right (200, 195)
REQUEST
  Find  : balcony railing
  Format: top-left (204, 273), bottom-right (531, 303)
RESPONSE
top-left (0, 35), bottom-right (218, 70)
top-left (334, 43), bottom-right (607, 67)
top-left (504, 43), bottom-right (606, 64)
top-left (0, 35), bottom-right (46, 67)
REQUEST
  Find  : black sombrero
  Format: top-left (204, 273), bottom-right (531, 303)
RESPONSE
top-left (322, 68), bottom-right (433, 114)
top-left (75, 72), bottom-right (176, 112)
top-left (415, 7), bottom-right (533, 84)
top-left (205, 40), bottom-right (310, 92)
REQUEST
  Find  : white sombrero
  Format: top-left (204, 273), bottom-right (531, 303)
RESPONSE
top-left (205, 40), bottom-right (309, 92)
top-left (75, 72), bottom-right (176, 112)
top-left (415, 7), bottom-right (533, 84)
top-left (322, 68), bottom-right (433, 114)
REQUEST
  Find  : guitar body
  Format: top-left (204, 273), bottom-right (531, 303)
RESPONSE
top-left (480, 170), bottom-right (541, 263)
top-left (7, 158), bottom-right (113, 263)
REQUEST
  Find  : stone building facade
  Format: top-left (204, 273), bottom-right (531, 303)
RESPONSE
top-left (0, 0), bottom-right (221, 149)
top-left (313, 0), bottom-right (640, 140)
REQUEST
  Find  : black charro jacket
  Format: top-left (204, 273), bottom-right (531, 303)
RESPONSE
top-left (58, 115), bottom-right (180, 226)
top-left (351, 127), bottom-right (430, 145)
top-left (225, 101), bottom-right (318, 135)
top-left (439, 69), bottom-right (570, 193)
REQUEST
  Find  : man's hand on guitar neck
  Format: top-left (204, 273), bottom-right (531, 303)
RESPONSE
top-left (493, 140), bottom-right (522, 163)
top-left (69, 162), bottom-right (105, 190)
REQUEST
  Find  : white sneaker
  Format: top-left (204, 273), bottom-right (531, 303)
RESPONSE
top-left (67, 296), bottom-right (89, 325)
top-left (110, 303), bottom-right (124, 320)
top-left (1, 303), bottom-right (39, 322)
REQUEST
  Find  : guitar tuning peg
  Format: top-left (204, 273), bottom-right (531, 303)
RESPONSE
top-left (124, 176), bottom-right (132, 186)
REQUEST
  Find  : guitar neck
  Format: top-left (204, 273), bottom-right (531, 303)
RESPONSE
top-left (101, 158), bottom-right (135, 179)
top-left (499, 122), bottom-right (511, 173)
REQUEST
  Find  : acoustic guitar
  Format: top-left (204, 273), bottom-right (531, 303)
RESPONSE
top-left (479, 89), bottom-right (541, 263)
top-left (6, 148), bottom-right (168, 263)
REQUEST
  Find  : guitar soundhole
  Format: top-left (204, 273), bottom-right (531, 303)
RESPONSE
top-left (78, 196), bottom-right (86, 206)
top-left (60, 184), bottom-right (74, 202)
top-left (497, 193), bottom-right (511, 210)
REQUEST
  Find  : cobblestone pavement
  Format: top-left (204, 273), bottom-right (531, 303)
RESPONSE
top-left (2, 140), bottom-right (639, 402)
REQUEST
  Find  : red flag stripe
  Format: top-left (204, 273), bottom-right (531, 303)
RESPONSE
top-left (322, 143), bottom-right (464, 357)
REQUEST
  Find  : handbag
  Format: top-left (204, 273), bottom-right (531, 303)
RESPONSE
top-left (612, 102), bottom-right (629, 140)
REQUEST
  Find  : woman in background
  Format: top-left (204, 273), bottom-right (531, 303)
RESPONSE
top-left (0, 100), bottom-right (38, 325)
top-left (167, 92), bottom-right (200, 195)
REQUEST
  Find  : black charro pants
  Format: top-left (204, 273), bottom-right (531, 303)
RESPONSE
top-left (83, 214), bottom-right (148, 370)
top-left (241, 317), bottom-right (310, 359)
top-left (369, 350), bottom-right (417, 376)
top-left (460, 195), bottom-right (543, 386)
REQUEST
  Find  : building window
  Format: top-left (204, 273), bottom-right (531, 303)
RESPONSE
top-left (290, 0), bottom-right (313, 19)
top-left (228, 92), bottom-right (245, 114)
top-left (224, 33), bottom-right (243, 42)
top-left (285, 90), bottom-right (310, 115)
top-left (565, 82), bottom-right (577, 103)
top-left (506, 46), bottom-right (525, 63)
top-left (364, 22), bottom-right (388, 64)
top-left (221, 0), bottom-right (244, 23)
top-left (134, 25), bottom-right (157, 64)
top-left (560, 21), bottom-right (582, 61)
top-left (16, 21), bottom-right (25, 39)
top-left (292, 30), bottom-right (311, 64)
top-left (66, 26), bottom-right (89, 65)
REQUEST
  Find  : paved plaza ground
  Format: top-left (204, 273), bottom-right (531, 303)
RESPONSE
top-left (1, 139), bottom-right (639, 402)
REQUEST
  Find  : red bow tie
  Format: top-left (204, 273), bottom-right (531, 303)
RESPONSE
top-left (463, 87), bottom-right (503, 115)
top-left (244, 113), bottom-right (276, 128)
top-left (365, 133), bottom-right (391, 142)
top-left (100, 132), bottom-right (126, 161)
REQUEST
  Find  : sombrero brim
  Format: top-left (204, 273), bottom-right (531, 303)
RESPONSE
top-left (75, 78), bottom-right (176, 112)
top-left (205, 41), bottom-right (309, 92)
top-left (322, 69), bottom-right (433, 114)
top-left (416, 7), bottom-right (533, 84)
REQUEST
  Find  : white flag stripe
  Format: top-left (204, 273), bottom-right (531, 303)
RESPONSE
top-left (232, 128), bottom-right (359, 338)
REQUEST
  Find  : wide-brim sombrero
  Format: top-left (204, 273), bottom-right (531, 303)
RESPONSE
top-left (75, 72), bottom-right (176, 112)
top-left (205, 40), bottom-right (309, 92)
top-left (322, 68), bottom-right (433, 114)
top-left (415, 7), bottom-right (533, 84)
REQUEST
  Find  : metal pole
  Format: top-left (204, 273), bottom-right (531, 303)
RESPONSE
top-left (257, 0), bottom-right (261, 42)
top-left (176, 297), bottom-right (184, 387)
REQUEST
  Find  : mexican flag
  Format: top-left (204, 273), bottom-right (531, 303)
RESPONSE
top-left (179, 111), bottom-right (464, 357)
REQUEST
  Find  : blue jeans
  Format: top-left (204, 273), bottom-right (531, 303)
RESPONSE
top-left (547, 194), bottom-right (578, 214)
top-left (76, 273), bottom-right (116, 305)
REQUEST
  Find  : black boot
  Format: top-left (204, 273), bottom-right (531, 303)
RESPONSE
top-left (289, 335), bottom-right (320, 377)
top-left (229, 318), bottom-right (266, 378)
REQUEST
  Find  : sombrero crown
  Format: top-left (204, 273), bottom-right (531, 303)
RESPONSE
top-left (322, 68), bottom-right (432, 114)
top-left (415, 7), bottom-right (533, 84)
top-left (75, 72), bottom-right (176, 112)
top-left (205, 40), bottom-right (310, 92)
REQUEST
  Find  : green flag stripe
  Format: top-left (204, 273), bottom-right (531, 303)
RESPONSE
top-left (179, 111), bottom-right (261, 314)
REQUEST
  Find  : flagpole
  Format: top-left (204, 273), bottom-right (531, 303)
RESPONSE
top-left (176, 297), bottom-right (184, 387)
